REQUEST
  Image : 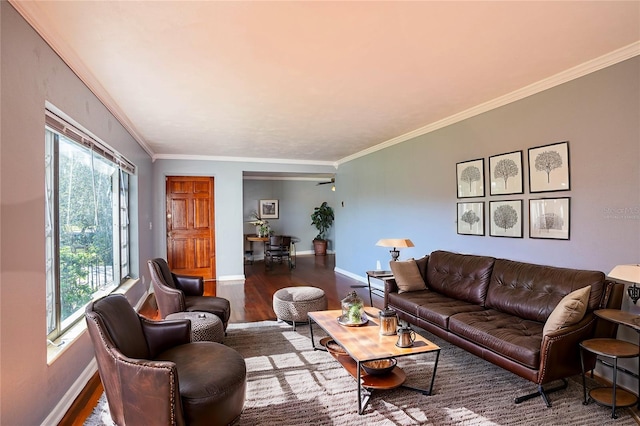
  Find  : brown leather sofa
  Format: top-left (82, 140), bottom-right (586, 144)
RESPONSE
top-left (86, 294), bottom-right (246, 426)
top-left (384, 250), bottom-right (623, 407)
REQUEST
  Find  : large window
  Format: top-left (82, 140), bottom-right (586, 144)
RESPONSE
top-left (45, 111), bottom-right (135, 339)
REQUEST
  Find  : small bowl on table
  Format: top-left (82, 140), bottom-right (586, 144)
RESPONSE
top-left (361, 358), bottom-right (397, 376)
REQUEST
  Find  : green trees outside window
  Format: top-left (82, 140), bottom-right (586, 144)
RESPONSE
top-left (45, 120), bottom-right (132, 339)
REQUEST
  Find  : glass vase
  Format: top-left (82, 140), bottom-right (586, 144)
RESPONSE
top-left (340, 291), bottom-right (365, 324)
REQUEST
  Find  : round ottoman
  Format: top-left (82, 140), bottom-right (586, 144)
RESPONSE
top-left (166, 311), bottom-right (225, 343)
top-left (273, 286), bottom-right (327, 330)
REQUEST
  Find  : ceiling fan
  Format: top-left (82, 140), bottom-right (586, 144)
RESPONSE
top-left (316, 177), bottom-right (335, 186)
top-left (317, 177), bottom-right (336, 191)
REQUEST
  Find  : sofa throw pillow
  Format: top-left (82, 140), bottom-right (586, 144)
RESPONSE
top-left (415, 255), bottom-right (429, 281)
top-left (543, 286), bottom-right (591, 336)
top-left (390, 259), bottom-right (427, 293)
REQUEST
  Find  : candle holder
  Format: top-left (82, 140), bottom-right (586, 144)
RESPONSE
top-left (379, 308), bottom-right (398, 335)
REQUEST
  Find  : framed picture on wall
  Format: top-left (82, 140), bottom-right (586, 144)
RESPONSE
top-left (489, 200), bottom-right (523, 238)
top-left (456, 158), bottom-right (485, 198)
top-left (457, 202), bottom-right (485, 236)
top-left (529, 197), bottom-right (570, 240)
top-left (489, 151), bottom-right (523, 196)
top-left (259, 199), bottom-right (279, 219)
top-left (528, 141), bottom-right (570, 193)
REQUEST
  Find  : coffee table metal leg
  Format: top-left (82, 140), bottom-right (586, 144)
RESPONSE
top-left (356, 361), bottom-right (372, 415)
top-left (428, 349), bottom-right (440, 395)
top-left (401, 349), bottom-right (440, 395)
top-left (612, 357), bottom-right (618, 419)
top-left (357, 361), bottom-right (362, 414)
top-left (309, 316), bottom-right (317, 350)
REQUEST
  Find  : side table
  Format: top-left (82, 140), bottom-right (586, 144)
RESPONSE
top-left (596, 309), bottom-right (640, 408)
top-left (166, 311), bottom-right (225, 343)
top-left (365, 270), bottom-right (393, 306)
top-left (580, 338), bottom-right (638, 418)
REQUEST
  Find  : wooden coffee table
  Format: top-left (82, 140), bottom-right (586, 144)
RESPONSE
top-left (308, 308), bottom-right (440, 414)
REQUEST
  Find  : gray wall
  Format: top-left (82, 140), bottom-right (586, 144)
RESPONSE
top-left (336, 56), bottom-right (639, 278)
top-left (0, 3), bottom-right (154, 424)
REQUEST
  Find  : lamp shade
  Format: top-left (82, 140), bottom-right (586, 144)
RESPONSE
top-left (608, 264), bottom-right (640, 283)
top-left (376, 239), bottom-right (414, 248)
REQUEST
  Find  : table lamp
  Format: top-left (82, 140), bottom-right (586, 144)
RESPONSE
top-left (376, 238), bottom-right (414, 262)
top-left (608, 264), bottom-right (640, 304)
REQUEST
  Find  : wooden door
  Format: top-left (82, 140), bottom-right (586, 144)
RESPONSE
top-left (166, 176), bottom-right (215, 279)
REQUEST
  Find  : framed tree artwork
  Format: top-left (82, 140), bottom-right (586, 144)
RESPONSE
top-left (528, 141), bottom-right (570, 193)
top-left (489, 151), bottom-right (523, 196)
top-left (457, 202), bottom-right (485, 236)
top-left (489, 200), bottom-right (523, 238)
top-left (259, 199), bottom-right (279, 219)
top-left (456, 158), bottom-right (485, 198)
top-left (529, 197), bottom-right (570, 240)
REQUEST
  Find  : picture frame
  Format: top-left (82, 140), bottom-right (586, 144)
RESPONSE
top-left (457, 202), bottom-right (485, 236)
top-left (529, 197), bottom-right (570, 240)
top-left (456, 158), bottom-right (485, 198)
top-left (489, 150), bottom-right (523, 196)
top-left (528, 141), bottom-right (570, 193)
top-left (489, 200), bottom-right (523, 238)
top-left (259, 199), bottom-right (279, 219)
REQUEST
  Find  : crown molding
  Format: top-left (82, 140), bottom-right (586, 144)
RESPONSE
top-left (243, 176), bottom-right (330, 182)
top-left (152, 153), bottom-right (337, 168)
top-left (337, 41), bottom-right (640, 166)
top-left (9, 0), bottom-right (156, 159)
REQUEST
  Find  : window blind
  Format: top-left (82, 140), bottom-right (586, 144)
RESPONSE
top-left (45, 110), bottom-right (136, 175)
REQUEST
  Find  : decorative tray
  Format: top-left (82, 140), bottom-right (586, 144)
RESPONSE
top-left (337, 312), bottom-right (369, 327)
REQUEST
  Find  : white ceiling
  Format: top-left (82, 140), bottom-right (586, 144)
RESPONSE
top-left (11, 1), bottom-right (640, 165)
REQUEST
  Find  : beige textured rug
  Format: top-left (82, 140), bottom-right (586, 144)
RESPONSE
top-left (86, 320), bottom-right (636, 425)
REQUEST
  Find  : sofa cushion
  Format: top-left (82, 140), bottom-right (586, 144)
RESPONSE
top-left (449, 310), bottom-right (543, 369)
top-left (390, 259), bottom-right (427, 293)
top-left (426, 251), bottom-right (495, 305)
top-left (388, 290), bottom-right (430, 317)
top-left (485, 259), bottom-right (605, 322)
top-left (543, 285), bottom-right (591, 336)
top-left (186, 296), bottom-right (231, 323)
top-left (414, 294), bottom-right (486, 329)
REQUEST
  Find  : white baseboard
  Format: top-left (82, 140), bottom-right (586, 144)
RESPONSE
top-left (334, 268), bottom-right (386, 292)
top-left (218, 275), bottom-right (246, 283)
top-left (296, 249), bottom-right (335, 256)
top-left (334, 267), bottom-right (367, 284)
top-left (41, 358), bottom-right (98, 426)
top-left (134, 288), bottom-right (149, 311)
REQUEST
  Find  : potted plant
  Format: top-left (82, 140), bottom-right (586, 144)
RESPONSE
top-left (248, 211), bottom-right (271, 237)
top-left (310, 202), bottom-right (334, 256)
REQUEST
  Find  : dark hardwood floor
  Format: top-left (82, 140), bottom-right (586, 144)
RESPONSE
top-left (59, 254), bottom-right (378, 425)
top-left (219, 254), bottom-right (382, 323)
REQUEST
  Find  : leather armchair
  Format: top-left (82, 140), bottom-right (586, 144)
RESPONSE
top-left (85, 294), bottom-right (246, 426)
top-left (147, 258), bottom-right (231, 329)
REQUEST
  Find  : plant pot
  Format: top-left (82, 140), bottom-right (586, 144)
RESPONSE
top-left (313, 239), bottom-right (328, 256)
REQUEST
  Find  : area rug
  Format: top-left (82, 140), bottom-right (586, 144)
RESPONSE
top-left (86, 320), bottom-right (636, 425)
